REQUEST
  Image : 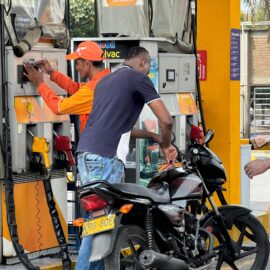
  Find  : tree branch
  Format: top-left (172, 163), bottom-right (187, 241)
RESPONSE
top-left (70, 18), bottom-right (93, 29)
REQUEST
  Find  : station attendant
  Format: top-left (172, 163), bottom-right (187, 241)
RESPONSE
top-left (24, 41), bottom-right (109, 132)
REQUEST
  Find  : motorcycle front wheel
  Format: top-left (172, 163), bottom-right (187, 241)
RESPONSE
top-left (202, 212), bottom-right (269, 270)
top-left (104, 225), bottom-right (157, 270)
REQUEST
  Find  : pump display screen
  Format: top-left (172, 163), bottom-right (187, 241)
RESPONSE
top-left (166, 69), bottom-right (175, 82)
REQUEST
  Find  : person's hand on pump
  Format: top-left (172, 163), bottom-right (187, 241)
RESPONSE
top-left (33, 59), bottom-right (54, 75)
top-left (251, 136), bottom-right (270, 149)
top-left (24, 63), bottom-right (44, 87)
top-left (161, 144), bottom-right (178, 164)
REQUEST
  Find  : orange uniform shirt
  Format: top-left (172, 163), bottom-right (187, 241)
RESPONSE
top-left (37, 69), bottom-right (110, 132)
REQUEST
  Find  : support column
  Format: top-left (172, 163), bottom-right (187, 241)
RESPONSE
top-left (197, 0), bottom-right (240, 204)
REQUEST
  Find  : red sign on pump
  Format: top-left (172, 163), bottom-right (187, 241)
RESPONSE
top-left (197, 50), bottom-right (207, 81)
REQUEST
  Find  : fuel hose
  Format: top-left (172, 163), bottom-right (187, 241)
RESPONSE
top-left (29, 135), bottom-right (71, 269)
top-left (1, 2), bottom-right (40, 270)
top-left (43, 171), bottom-right (71, 270)
top-left (191, 0), bottom-right (207, 135)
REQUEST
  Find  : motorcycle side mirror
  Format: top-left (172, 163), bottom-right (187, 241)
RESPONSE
top-left (204, 129), bottom-right (214, 144)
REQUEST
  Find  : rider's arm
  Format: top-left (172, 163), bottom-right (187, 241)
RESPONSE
top-left (136, 75), bottom-right (176, 163)
top-left (148, 99), bottom-right (173, 148)
top-left (131, 128), bottom-right (162, 144)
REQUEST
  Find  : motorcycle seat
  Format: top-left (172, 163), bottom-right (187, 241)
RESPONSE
top-left (113, 182), bottom-right (170, 203)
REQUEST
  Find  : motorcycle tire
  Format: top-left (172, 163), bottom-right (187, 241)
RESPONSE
top-left (203, 212), bottom-right (270, 270)
top-left (104, 225), bottom-right (158, 270)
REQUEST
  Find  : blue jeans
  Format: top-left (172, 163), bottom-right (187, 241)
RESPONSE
top-left (75, 153), bottom-right (124, 270)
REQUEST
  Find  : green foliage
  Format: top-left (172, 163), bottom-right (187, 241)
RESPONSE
top-left (241, 10), bottom-right (248, 21)
top-left (69, 0), bottom-right (96, 37)
top-left (242, 0), bottom-right (270, 21)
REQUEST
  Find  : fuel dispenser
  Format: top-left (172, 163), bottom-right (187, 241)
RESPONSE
top-left (159, 53), bottom-right (198, 151)
top-left (1, 46), bottom-right (73, 263)
top-left (71, 37), bottom-right (198, 186)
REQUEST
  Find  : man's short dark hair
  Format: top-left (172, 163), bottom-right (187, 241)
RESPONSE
top-left (126, 46), bottom-right (149, 60)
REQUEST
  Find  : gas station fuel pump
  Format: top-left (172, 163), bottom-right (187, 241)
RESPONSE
top-left (1, 46), bottom-right (73, 264)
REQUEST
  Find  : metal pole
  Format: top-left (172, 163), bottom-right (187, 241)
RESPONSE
top-left (0, 2), bottom-right (4, 138)
top-left (65, 0), bottom-right (70, 33)
top-left (0, 1), bottom-right (5, 264)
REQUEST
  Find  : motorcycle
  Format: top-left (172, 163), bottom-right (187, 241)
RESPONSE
top-left (76, 130), bottom-right (270, 269)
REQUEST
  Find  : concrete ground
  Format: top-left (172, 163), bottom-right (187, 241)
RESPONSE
top-left (2, 150), bottom-right (270, 269)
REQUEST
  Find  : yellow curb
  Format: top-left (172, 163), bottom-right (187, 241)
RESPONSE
top-left (255, 146), bottom-right (270, 151)
top-left (255, 211), bottom-right (270, 234)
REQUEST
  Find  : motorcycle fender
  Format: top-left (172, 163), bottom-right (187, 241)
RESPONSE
top-left (200, 205), bottom-right (251, 228)
top-left (90, 214), bottom-right (122, 262)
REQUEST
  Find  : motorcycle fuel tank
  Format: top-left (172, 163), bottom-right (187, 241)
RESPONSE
top-left (169, 173), bottom-right (202, 201)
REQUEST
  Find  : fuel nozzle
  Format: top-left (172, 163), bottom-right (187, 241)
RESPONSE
top-left (27, 129), bottom-right (51, 174)
top-left (32, 137), bottom-right (51, 170)
top-left (54, 132), bottom-right (75, 167)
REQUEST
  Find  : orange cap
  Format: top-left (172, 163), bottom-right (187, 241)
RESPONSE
top-left (66, 41), bottom-right (106, 61)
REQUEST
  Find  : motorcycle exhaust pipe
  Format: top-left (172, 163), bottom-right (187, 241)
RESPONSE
top-left (139, 250), bottom-right (188, 270)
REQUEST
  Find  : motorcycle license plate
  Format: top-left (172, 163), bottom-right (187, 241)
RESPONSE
top-left (82, 214), bottom-right (115, 237)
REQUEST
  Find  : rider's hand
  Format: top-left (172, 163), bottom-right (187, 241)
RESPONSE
top-left (33, 59), bottom-right (54, 75)
top-left (161, 144), bottom-right (178, 164)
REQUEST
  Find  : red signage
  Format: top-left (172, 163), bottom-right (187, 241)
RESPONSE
top-left (197, 50), bottom-right (207, 81)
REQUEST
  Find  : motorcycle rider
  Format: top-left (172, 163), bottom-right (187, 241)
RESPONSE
top-left (75, 46), bottom-right (177, 270)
